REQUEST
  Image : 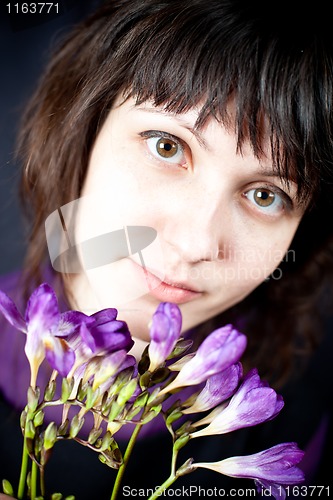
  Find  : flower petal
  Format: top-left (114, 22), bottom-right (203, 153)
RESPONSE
top-left (90, 319), bottom-right (134, 353)
top-left (183, 363), bottom-right (242, 414)
top-left (58, 310), bottom-right (94, 336)
top-left (25, 283), bottom-right (60, 336)
top-left (160, 324), bottom-right (246, 394)
top-left (194, 443), bottom-right (305, 485)
top-left (190, 369), bottom-right (284, 437)
top-left (148, 302), bottom-right (182, 371)
top-left (90, 308), bottom-right (118, 325)
top-left (0, 289), bottom-right (27, 332)
top-left (44, 335), bottom-right (76, 377)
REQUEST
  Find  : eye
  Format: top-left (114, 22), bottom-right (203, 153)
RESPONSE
top-left (141, 131), bottom-right (187, 166)
top-left (244, 187), bottom-right (289, 215)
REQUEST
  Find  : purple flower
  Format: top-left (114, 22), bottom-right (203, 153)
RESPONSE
top-left (65, 310), bottom-right (133, 375)
top-left (193, 443), bottom-right (305, 499)
top-left (0, 283), bottom-right (90, 386)
top-left (148, 302), bottom-right (182, 371)
top-left (159, 325), bottom-right (246, 395)
top-left (190, 369), bottom-right (284, 438)
top-left (183, 363), bottom-right (242, 414)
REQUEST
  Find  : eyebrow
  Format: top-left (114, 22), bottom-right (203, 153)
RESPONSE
top-left (135, 105), bottom-right (211, 151)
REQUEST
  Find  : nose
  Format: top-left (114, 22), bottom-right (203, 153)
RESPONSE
top-left (163, 190), bottom-right (226, 263)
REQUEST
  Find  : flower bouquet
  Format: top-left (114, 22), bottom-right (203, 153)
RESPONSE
top-left (0, 283), bottom-right (304, 500)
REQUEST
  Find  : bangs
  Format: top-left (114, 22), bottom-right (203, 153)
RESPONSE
top-left (106, 0), bottom-right (333, 206)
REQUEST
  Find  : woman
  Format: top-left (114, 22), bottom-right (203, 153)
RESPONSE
top-left (1, 0), bottom-right (332, 497)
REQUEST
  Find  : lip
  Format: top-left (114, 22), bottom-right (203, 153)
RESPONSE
top-left (129, 260), bottom-right (202, 304)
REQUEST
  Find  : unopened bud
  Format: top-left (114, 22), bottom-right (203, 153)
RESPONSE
top-left (166, 409), bottom-right (183, 426)
top-left (88, 428), bottom-right (103, 445)
top-left (117, 379), bottom-right (137, 406)
top-left (132, 391), bottom-right (149, 409)
top-left (108, 401), bottom-right (122, 422)
top-left (69, 414), bottom-right (85, 438)
top-left (27, 386), bottom-right (40, 413)
top-left (33, 409), bottom-right (45, 427)
top-left (61, 378), bottom-right (74, 402)
top-left (173, 433), bottom-right (190, 452)
top-left (99, 431), bottom-right (113, 452)
top-left (85, 385), bottom-right (100, 410)
top-left (58, 419), bottom-right (69, 436)
top-left (25, 419), bottom-right (36, 439)
top-left (20, 410), bottom-right (27, 431)
top-left (2, 479), bottom-right (14, 496)
top-left (44, 422), bottom-right (57, 450)
top-left (44, 379), bottom-right (57, 401)
top-left (141, 404), bottom-right (162, 424)
top-left (176, 458), bottom-right (194, 477)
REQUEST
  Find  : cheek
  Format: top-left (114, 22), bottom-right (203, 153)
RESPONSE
top-left (232, 236), bottom-right (296, 287)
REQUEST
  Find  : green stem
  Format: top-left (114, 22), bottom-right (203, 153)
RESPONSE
top-left (17, 438), bottom-right (29, 499)
top-left (110, 424), bottom-right (142, 500)
top-left (30, 461), bottom-right (38, 499)
top-left (171, 449), bottom-right (178, 477)
top-left (146, 474), bottom-right (177, 500)
top-left (40, 466), bottom-right (45, 498)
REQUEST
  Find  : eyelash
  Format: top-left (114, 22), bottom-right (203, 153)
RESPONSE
top-left (139, 130), bottom-right (294, 216)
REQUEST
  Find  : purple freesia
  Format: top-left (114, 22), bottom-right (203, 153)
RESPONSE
top-left (0, 283), bottom-right (91, 386)
top-left (191, 369), bottom-right (284, 437)
top-left (190, 368), bottom-right (284, 438)
top-left (183, 363), bottom-right (242, 414)
top-left (65, 311), bottom-right (133, 376)
top-left (159, 324), bottom-right (246, 395)
top-left (193, 443), bottom-right (305, 499)
top-left (148, 302), bottom-right (182, 371)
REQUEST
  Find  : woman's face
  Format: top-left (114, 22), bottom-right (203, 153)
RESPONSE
top-left (69, 96), bottom-right (304, 346)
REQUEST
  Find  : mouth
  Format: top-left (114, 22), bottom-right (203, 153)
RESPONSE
top-left (129, 260), bottom-right (203, 304)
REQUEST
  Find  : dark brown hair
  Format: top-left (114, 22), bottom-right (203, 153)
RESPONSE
top-left (18, 0), bottom-right (333, 386)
